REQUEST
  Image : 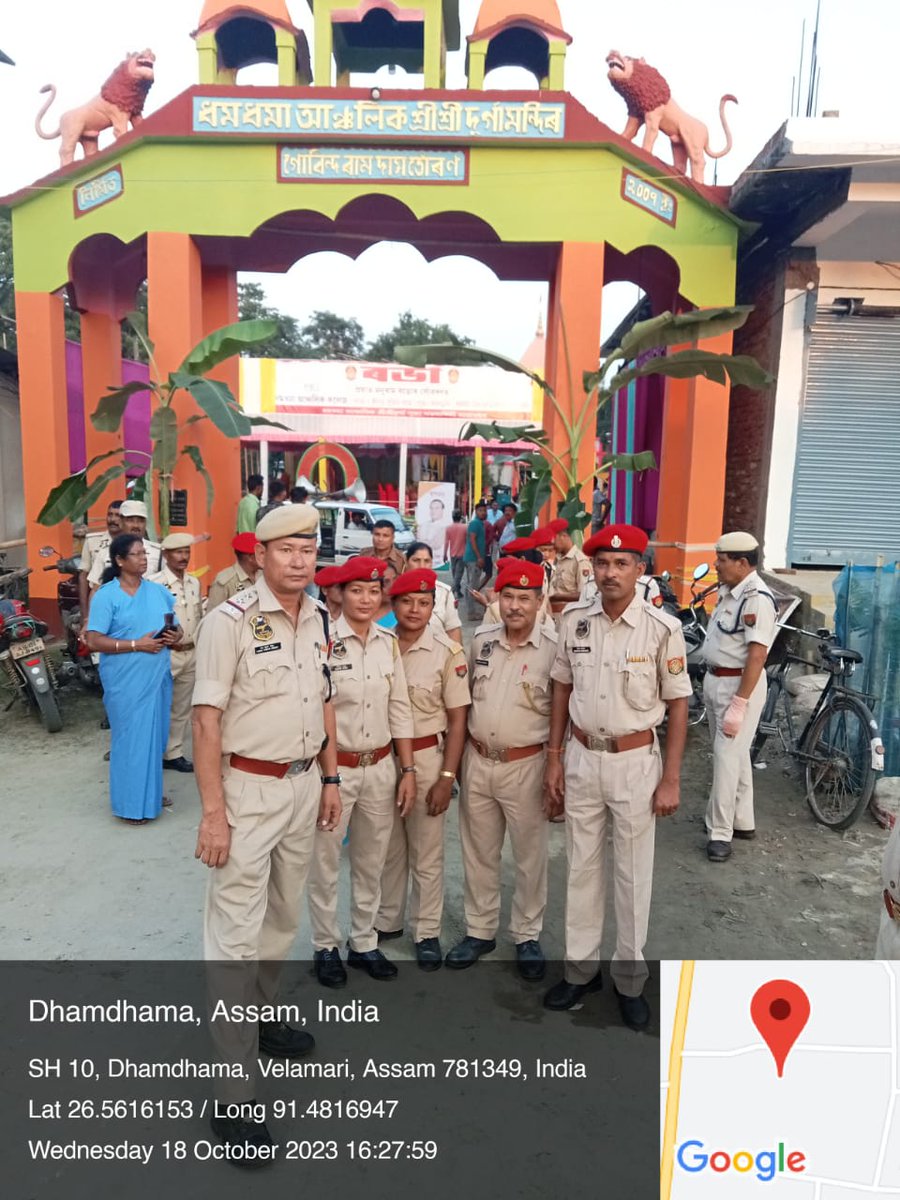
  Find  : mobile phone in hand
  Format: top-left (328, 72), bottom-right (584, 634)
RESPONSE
top-left (154, 612), bottom-right (176, 640)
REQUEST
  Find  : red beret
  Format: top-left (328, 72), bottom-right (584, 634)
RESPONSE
top-left (531, 524), bottom-right (555, 546)
top-left (389, 568), bottom-right (437, 597)
top-left (314, 565), bottom-right (342, 588)
top-left (231, 533), bottom-right (258, 554)
top-left (500, 536), bottom-right (536, 556)
top-left (495, 559), bottom-right (545, 592)
top-left (582, 524), bottom-right (649, 557)
top-left (338, 556), bottom-right (386, 584)
top-left (548, 518), bottom-right (569, 534)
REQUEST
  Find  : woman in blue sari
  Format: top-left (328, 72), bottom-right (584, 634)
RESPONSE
top-left (85, 533), bottom-right (182, 824)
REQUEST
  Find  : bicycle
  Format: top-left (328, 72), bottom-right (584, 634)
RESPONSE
top-left (750, 624), bottom-right (884, 830)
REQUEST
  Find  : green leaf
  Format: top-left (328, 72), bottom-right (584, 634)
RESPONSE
top-left (177, 319), bottom-right (279, 377)
top-left (396, 343), bottom-right (548, 388)
top-left (601, 451), bottom-right (659, 473)
top-left (77, 464), bottom-right (127, 515)
top-left (182, 445), bottom-right (215, 514)
top-left (150, 405), bottom-right (179, 474)
top-left (182, 376), bottom-right (251, 437)
top-left (124, 310), bottom-right (155, 361)
top-left (610, 306), bottom-right (755, 363)
top-left (247, 415), bottom-right (290, 431)
top-left (459, 420), bottom-right (548, 445)
top-left (38, 471), bottom-right (89, 526)
top-left (558, 485), bottom-right (591, 534)
top-left (514, 469), bottom-right (552, 534)
top-left (84, 448), bottom-right (126, 473)
top-left (635, 350), bottom-right (773, 390)
top-left (90, 380), bottom-right (152, 433)
top-left (183, 414), bottom-right (207, 427)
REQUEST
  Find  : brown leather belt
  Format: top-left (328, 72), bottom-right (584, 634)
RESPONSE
top-left (572, 725), bottom-right (654, 754)
top-left (469, 736), bottom-right (544, 763)
top-left (408, 734), bottom-right (442, 752)
top-left (230, 753), bottom-right (315, 779)
top-left (336, 742), bottom-right (393, 769)
top-left (709, 666), bottom-right (743, 677)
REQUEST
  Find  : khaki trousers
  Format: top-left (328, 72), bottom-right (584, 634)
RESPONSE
top-left (204, 761), bottom-right (320, 1100)
top-left (377, 744), bottom-right (445, 941)
top-left (165, 648), bottom-right (195, 759)
top-left (563, 737), bottom-right (661, 996)
top-left (703, 672), bottom-right (766, 841)
top-left (458, 744), bottom-right (548, 943)
top-left (307, 754), bottom-right (397, 954)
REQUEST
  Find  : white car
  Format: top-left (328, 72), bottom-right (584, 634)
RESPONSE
top-left (314, 500), bottom-right (414, 564)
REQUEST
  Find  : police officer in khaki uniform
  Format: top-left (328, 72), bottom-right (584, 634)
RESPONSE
top-left (702, 532), bottom-right (777, 862)
top-left (149, 533), bottom-right (204, 773)
top-left (192, 503), bottom-right (341, 1156)
top-left (375, 568), bottom-right (470, 969)
top-left (206, 532), bottom-right (259, 611)
top-left (87, 499), bottom-right (162, 592)
top-left (446, 558), bottom-right (557, 981)
top-left (78, 500), bottom-right (123, 616)
top-left (405, 542), bottom-right (462, 644)
top-left (544, 524), bottom-right (692, 1028)
top-left (307, 557), bottom-right (417, 986)
top-left (549, 518), bottom-right (592, 617)
top-left (359, 519), bottom-right (407, 575)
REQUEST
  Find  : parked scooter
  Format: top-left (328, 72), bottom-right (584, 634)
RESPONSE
top-left (0, 567), bottom-right (63, 733)
top-left (40, 547), bottom-right (100, 690)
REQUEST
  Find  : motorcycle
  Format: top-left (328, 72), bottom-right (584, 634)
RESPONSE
top-left (0, 567), bottom-right (63, 733)
top-left (660, 564), bottom-right (716, 727)
top-left (40, 547), bottom-right (101, 690)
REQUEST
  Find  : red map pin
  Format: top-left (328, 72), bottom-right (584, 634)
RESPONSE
top-left (750, 980), bottom-right (810, 1078)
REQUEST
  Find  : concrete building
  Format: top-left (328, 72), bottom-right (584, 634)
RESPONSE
top-left (728, 119), bottom-right (900, 568)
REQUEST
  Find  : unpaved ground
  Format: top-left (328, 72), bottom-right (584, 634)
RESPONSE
top-left (0, 647), bottom-right (889, 962)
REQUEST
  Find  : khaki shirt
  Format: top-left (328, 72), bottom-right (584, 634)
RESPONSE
top-left (330, 615), bottom-right (414, 751)
top-left (550, 545), bottom-right (592, 598)
top-left (207, 561), bottom-right (255, 612)
top-left (148, 565), bottom-right (204, 645)
top-left (400, 624), bottom-right (471, 738)
top-left (79, 531), bottom-right (110, 578)
top-left (358, 544), bottom-right (407, 575)
top-left (430, 580), bottom-right (462, 637)
top-left (87, 538), bottom-right (162, 587)
top-left (703, 571), bottom-right (777, 670)
top-left (468, 620), bottom-right (558, 749)
top-left (552, 592), bottom-right (693, 737)
top-left (192, 577), bottom-right (330, 762)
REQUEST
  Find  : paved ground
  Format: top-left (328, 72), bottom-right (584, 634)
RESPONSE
top-left (1, 626), bottom-right (889, 965)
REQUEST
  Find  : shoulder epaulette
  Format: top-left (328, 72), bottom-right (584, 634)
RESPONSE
top-left (222, 587), bottom-right (258, 620)
top-left (473, 621), bottom-right (504, 637)
top-left (646, 604), bottom-right (682, 633)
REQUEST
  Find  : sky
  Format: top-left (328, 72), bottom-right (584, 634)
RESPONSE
top-left (1, 0), bottom-right (899, 356)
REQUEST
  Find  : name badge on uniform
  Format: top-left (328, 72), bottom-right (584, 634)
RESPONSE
top-left (572, 646), bottom-right (591, 654)
top-left (475, 658), bottom-right (490, 667)
top-left (250, 615), bottom-right (274, 642)
top-left (254, 642), bottom-right (283, 655)
top-left (575, 619), bottom-right (590, 640)
top-left (331, 663), bottom-right (353, 672)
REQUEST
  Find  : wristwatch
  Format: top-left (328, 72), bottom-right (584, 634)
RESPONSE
top-left (321, 775), bottom-right (342, 786)
top-left (400, 765), bottom-right (418, 775)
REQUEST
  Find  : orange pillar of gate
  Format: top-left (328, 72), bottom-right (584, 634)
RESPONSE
top-left (80, 311), bottom-right (124, 525)
top-left (543, 242), bottom-right (604, 523)
top-left (16, 291), bottom-right (72, 621)
top-left (654, 329), bottom-right (733, 602)
top-left (200, 265), bottom-right (241, 583)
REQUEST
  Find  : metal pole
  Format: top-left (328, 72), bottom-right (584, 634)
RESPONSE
top-left (866, 554), bottom-right (885, 700)
top-left (398, 441), bottom-right (408, 516)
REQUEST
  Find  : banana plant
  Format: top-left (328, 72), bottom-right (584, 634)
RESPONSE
top-left (395, 305), bottom-right (772, 540)
top-left (39, 313), bottom-right (287, 537)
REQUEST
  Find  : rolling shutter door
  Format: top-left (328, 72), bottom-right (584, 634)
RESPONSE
top-left (788, 311), bottom-right (900, 565)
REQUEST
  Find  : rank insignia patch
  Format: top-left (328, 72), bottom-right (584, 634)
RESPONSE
top-left (455, 663), bottom-right (468, 677)
top-left (575, 619), bottom-right (590, 639)
top-left (250, 615), bottom-right (274, 642)
top-left (481, 640), bottom-right (496, 659)
top-left (332, 639), bottom-right (348, 659)
top-left (743, 613), bottom-right (757, 627)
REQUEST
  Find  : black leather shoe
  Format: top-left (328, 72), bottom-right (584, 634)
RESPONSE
top-left (313, 947), bottom-right (347, 989)
top-left (347, 948), bottom-right (398, 980)
top-left (376, 928), bottom-right (403, 943)
top-left (515, 940), bottom-right (546, 982)
top-left (415, 938), bottom-right (442, 972)
top-left (444, 936), bottom-right (497, 970)
top-left (543, 970), bottom-right (603, 1010)
top-left (163, 756), bottom-right (194, 773)
top-left (732, 828), bottom-right (756, 840)
top-left (706, 839), bottom-right (732, 862)
top-left (614, 987), bottom-right (651, 1031)
top-left (258, 1019), bottom-right (315, 1059)
top-left (209, 1113), bottom-right (275, 1170)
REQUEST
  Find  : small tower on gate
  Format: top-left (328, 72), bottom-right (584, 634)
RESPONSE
top-left (308, 1), bottom-right (461, 89)
top-left (193, 2), bottom-right (312, 86)
top-left (467, 0), bottom-right (571, 90)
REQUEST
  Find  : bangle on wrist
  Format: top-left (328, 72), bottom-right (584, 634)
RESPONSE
top-left (131, 640), bottom-right (136, 652)
top-left (438, 769), bottom-right (456, 780)
top-left (114, 641), bottom-right (119, 654)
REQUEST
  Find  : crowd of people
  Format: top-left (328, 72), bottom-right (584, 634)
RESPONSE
top-left (76, 484), bottom-right (776, 1158)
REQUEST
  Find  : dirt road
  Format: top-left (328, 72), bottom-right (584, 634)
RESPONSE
top-left (1, 667), bottom-right (887, 963)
